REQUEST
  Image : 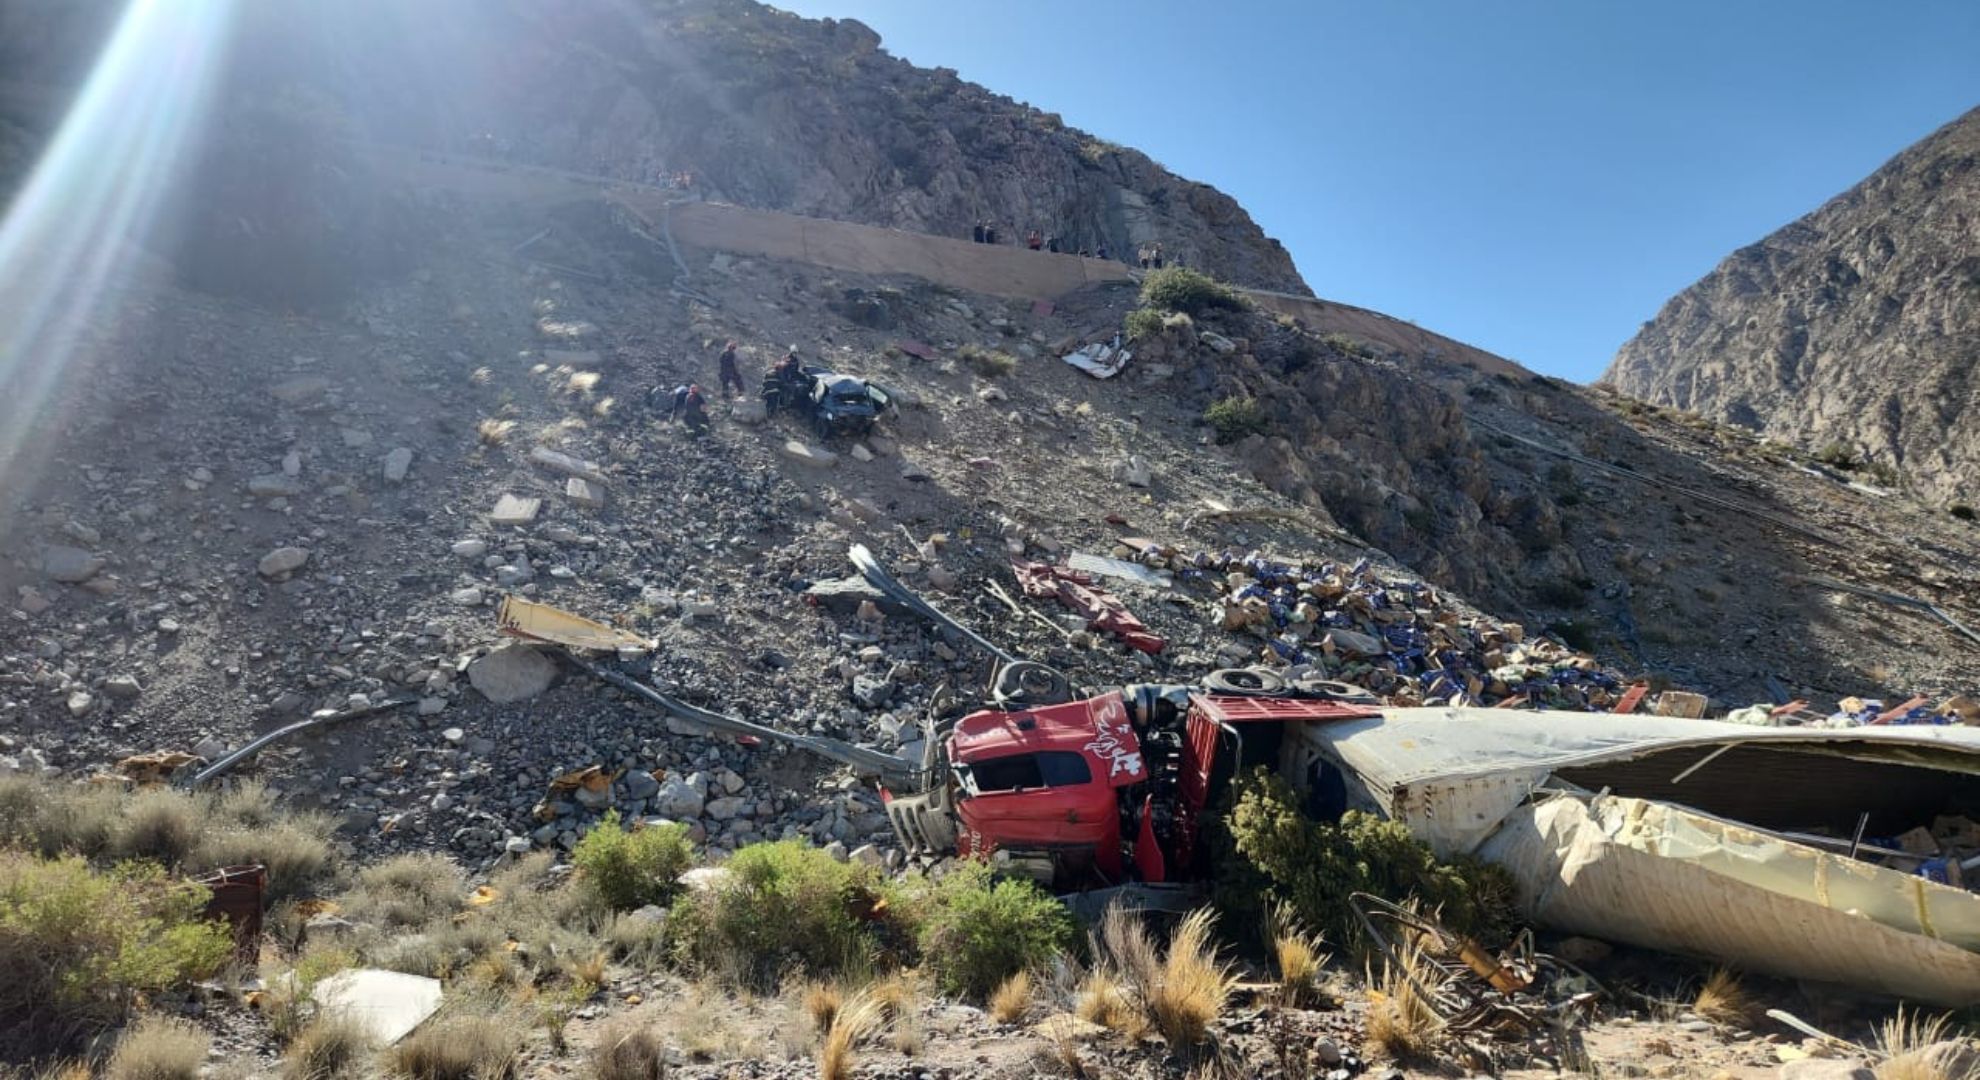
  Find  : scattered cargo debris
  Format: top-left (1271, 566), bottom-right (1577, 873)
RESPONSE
top-left (1061, 335), bottom-right (1132, 379)
top-left (184, 697), bottom-right (417, 788)
top-left (198, 864), bottom-right (267, 963)
top-left (497, 594), bottom-right (654, 653)
top-left (1012, 559), bottom-right (1165, 654)
top-left (312, 969), bottom-right (444, 1046)
top-left (115, 750), bottom-right (201, 785)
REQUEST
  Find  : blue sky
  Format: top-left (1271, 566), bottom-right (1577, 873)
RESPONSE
top-left (773, 1), bottom-right (1980, 381)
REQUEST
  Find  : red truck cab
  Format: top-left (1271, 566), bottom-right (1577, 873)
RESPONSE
top-left (888, 684), bottom-right (1378, 890)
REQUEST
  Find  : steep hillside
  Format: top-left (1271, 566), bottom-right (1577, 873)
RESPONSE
top-left (1604, 106), bottom-right (1980, 502)
top-left (0, 0), bottom-right (1305, 293)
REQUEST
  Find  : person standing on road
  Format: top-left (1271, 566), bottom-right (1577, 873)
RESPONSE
top-left (716, 340), bottom-right (744, 398)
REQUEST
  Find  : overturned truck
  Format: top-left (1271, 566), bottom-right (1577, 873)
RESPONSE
top-left (529, 549), bottom-right (1980, 1006)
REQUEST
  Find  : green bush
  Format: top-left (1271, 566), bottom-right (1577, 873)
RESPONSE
top-left (1320, 332), bottom-right (1375, 360)
top-left (1218, 771), bottom-right (1513, 946)
top-left (0, 853), bottom-right (232, 1050)
top-left (1203, 396), bottom-right (1270, 444)
top-left (915, 862), bottom-right (1076, 1000)
top-left (1123, 307), bottom-right (1166, 342)
top-left (571, 812), bottom-right (694, 912)
top-left (1813, 441), bottom-right (1858, 469)
top-left (1138, 267), bottom-right (1243, 317)
top-left (666, 840), bottom-right (894, 987)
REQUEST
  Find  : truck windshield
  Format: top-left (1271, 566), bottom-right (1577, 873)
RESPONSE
top-left (966, 750), bottom-right (1092, 793)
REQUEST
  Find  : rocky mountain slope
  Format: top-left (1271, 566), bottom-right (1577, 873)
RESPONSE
top-left (0, 0), bottom-right (1306, 294)
top-left (1604, 106), bottom-right (1980, 503)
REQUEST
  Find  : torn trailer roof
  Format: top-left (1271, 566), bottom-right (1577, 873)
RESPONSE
top-left (1295, 709), bottom-right (1980, 1005)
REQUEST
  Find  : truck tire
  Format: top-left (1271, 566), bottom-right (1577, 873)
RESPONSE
top-left (1203, 667), bottom-right (1286, 696)
top-left (992, 661), bottom-right (1073, 709)
top-left (1292, 678), bottom-right (1379, 704)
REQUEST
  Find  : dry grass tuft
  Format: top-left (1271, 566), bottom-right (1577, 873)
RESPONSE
top-left (281, 1011), bottom-right (373, 1080)
top-left (989, 970), bottom-right (1034, 1025)
top-left (1147, 908), bottom-right (1236, 1048)
top-left (801, 980), bottom-right (843, 1037)
top-left (1692, 968), bottom-right (1756, 1027)
top-left (387, 1012), bottom-right (521, 1080)
top-left (589, 1017), bottom-right (668, 1080)
top-left (1364, 927), bottom-right (1443, 1061)
top-left (1874, 1007), bottom-right (1980, 1080)
top-left (113, 789), bottom-right (203, 865)
top-left (1267, 902), bottom-right (1328, 1008)
top-left (476, 418), bottom-right (517, 446)
top-left (562, 950), bottom-right (609, 991)
top-left (106, 1014), bottom-right (211, 1080)
top-left (868, 972), bottom-right (917, 1023)
top-left (1042, 1025), bottom-right (1087, 1078)
top-left (1073, 969), bottom-right (1147, 1040)
top-left (816, 990), bottom-right (886, 1080)
top-left (1096, 903), bottom-right (1161, 997)
top-left (566, 370), bottom-right (602, 397)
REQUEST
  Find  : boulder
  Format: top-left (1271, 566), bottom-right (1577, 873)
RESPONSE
top-left (566, 477), bottom-right (606, 509)
top-left (780, 440), bottom-right (839, 468)
top-left (489, 493), bottom-right (541, 525)
top-left (248, 474), bottom-right (302, 498)
top-left (1113, 455), bottom-right (1153, 488)
top-left (465, 644), bottom-right (557, 704)
top-left (730, 398), bottom-right (768, 425)
top-left (652, 775), bottom-right (706, 819)
top-left (102, 675), bottom-right (143, 701)
top-left (623, 769), bottom-right (661, 801)
top-left (257, 546), bottom-right (312, 577)
top-left (39, 545), bottom-right (102, 583)
top-left (704, 796), bottom-right (748, 821)
top-left (382, 447), bottom-right (414, 483)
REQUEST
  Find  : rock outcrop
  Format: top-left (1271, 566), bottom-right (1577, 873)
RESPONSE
top-left (1603, 106), bottom-right (1980, 500)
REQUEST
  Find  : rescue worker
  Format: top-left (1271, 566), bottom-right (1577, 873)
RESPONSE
top-left (1027, 229), bottom-right (1042, 251)
top-left (763, 348), bottom-right (805, 414)
top-left (668, 383), bottom-right (709, 432)
top-left (716, 340), bottom-right (744, 398)
top-left (971, 221), bottom-right (986, 243)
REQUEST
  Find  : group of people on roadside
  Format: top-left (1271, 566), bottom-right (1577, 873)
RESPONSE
top-left (971, 221), bottom-right (1116, 260)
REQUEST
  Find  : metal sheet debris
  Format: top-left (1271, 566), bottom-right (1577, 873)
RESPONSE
top-left (497, 595), bottom-right (655, 653)
top-left (313, 969), bottom-right (443, 1046)
top-left (1061, 337), bottom-right (1132, 379)
top-left (1065, 551), bottom-right (1172, 589)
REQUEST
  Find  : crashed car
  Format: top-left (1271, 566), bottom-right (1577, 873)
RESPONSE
top-left (762, 363), bottom-right (893, 439)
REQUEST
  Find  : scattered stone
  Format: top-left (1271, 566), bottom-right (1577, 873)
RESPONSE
top-left (730, 398), bottom-right (767, 425)
top-left (465, 643), bottom-right (557, 704)
top-left (566, 477), bottom-right (606, 509)
top-left (248, 474), bottom-right (301, 498)
top-left (102, 675), bottom-right (143, 701)
top-left (780, 439), bottom-right (839, 468)
top-left (490, 493), bottom-right (542, 525)
top-left (623, 769), bottom-right (661, 801)
top-left (528, 446), bottom-right (607, 484)
top-left (899, 459), bottom-right (930, 481)
top-left (382, 447), bottom-right (414, 483)
top-left (851, 674), bottom-right (895, 709)
top-left (1113, 455), bottom-right (1153, 488)
top-left (268, 375), bottom-right (331, 405)
top-left (849, 843), bottom-right (885, 867)
top-left (417, 697), bottom-right (448, 716)
top-left (257, 546), bottom-right (312, 577)
top-left (282, 449), bottom-right (302, 477)
top-left (66, 692), bottom-right (92, 717)
top-left (849, 443), bottom-right (875, 463)
top-left (504, 836), bottom-right (533, 856)
top-left (451, 539), bottom-right (488, 559)
top-left (17, 586), bottom-right (52, 614)
top-left (39, 545), bottom-right (103, 584)
top-left (652, 775), bottom-right (706, 819)
top-left (1777, 1061), bottom-right (1873, 1080)
top-left (450, 586), bottom-right (484, 606)
top-left (704, 795), bottom-right (747, 821)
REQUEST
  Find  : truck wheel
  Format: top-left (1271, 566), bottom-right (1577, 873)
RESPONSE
top-left (1204, 668), bottom-right (1286, 696)
top-left (993, 661), bottom-right (1073, 709)
top-left (1292, 678), bottom-right (1379, 704)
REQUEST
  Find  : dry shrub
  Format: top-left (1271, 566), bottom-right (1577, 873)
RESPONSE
top-left (801, 980), bottom-right (842, 1036)
top-left (113, 789), bottom-right (203, 865)
top-left (989, 970), bottom-right (1033, 1024)
top-left (1692, 968), bottom-right (1756, 1027)
top-left (191, 816), bottom-right (337, 902)
top-left (590, 1017), bottom-right (668, 1080)
top-left (1267, 903), bottom-right (1328, 1008)
top-left (281, 1011), bottom-right (372, 1080)
top-left (562, 950), bottom-right (609, 992)
top-left (666, 983), bottom-right (761, 1062)
top-left (105, 1014), bottom-right (210, 1080)
top-left (1364, 926), bottom-right (1441, 1060)
top-left (817, 989), bottom-right (886, 1080)
top-left (476, 418), bottom-right (517, 446)
top-left (1073, 970), bottom-right (1146, 1040)
top-left (387, 1012), bottom-right (521, 1080)
top-left (347, 853), bottom-right (463, 929)
top-left (1875, 1007), bottom-right (1980, 1080)
top-left (1095, 904), bottom-right (1160, 999)
top-left (1147, 909), bottom-right (1235, 1047)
